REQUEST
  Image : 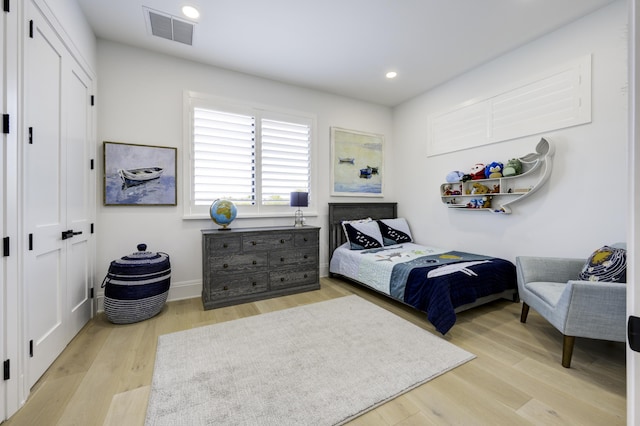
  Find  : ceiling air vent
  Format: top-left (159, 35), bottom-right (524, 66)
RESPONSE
top-left (144, 7), bottom-right (194, 46)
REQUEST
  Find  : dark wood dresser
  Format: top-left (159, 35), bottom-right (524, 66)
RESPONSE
top-left (201, 226), bottom-right (320, 309)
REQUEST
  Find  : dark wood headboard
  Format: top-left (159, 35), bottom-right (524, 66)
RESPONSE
top-left (328, 202), bottom-right (398, 263)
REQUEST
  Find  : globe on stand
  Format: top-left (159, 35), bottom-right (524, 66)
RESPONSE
top-left (209, 199), bottom-right (237, 230)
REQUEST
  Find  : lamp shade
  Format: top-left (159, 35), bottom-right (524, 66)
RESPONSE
top-left (290, 192), bottom-right (308, 207)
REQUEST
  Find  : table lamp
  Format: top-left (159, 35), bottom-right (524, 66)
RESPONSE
top-left (290, 191), bottom-right (308, 227)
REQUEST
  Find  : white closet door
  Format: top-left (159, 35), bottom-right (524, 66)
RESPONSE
top-left (64, 65), bottom-right (93, 338)
top-left (24, 10), bottom-right (68, 388)
top-left (0, 4), bottom-right (6, 421)
top-left (24, 7), bottom-right (92, 388)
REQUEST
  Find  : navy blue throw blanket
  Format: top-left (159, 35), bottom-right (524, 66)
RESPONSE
top-left (389, 251), bottom-right (516, 334)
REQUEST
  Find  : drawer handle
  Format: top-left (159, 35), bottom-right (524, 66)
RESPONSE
top-left (280, 239), bottom-right (285, 244)
top-left (223, 263), bottom-right (229, 268)
top-left (280, 257), bottom-right (285, 262)
top-left (252, 282), bottom-right (257, 286)
top-left (303, 255), bottom-right (308, 259)
top-left (223, 243), bottom-right (228, 248)
top-left (303, 237), bottom-right (308, 242)
top-left (252, 241), bottom-right (257, 246)
top-left (252, 260), bottom-right (257, 265)
top-left (223, 286), bottom-right (228, 291)
top-left (280, 277), bottom-right (285, 282)
top-left (304, 274), bottom-right (308, 278)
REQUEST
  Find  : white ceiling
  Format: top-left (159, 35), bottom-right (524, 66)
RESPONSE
top-left (75, 0), bottom-right (617, 106)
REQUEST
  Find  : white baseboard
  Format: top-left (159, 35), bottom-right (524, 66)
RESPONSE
top-left (95, 267), bottom-right (330, 313)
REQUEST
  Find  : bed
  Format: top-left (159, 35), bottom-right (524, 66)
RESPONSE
top-left (328, 202), bottom-right (518, 334)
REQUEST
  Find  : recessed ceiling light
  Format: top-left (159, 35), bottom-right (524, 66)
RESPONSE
top-left (182, 5), bottom-right (200, 19)
top-left (386, 71), bottom-right (398, 79)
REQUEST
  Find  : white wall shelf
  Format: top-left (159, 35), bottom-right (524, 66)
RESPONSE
top-left (440, 138), bottom-right (554, 214)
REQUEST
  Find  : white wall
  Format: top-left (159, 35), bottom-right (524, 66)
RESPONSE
top-left (95, 40), bottom-right (393, 300)
top-left (392, 0), bottom-right (628, 261)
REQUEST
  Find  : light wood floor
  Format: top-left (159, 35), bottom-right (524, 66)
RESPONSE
top-left (4, 277), bottom-right (626, 425)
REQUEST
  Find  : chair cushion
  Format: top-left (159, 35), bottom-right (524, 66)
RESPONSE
top-left (525, 281), bottom-right (566, 307)
top-left (578, 245), bottom-right (626, 283)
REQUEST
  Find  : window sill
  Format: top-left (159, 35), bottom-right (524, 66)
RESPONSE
top-left (183, 211), bottom-right (319, 221)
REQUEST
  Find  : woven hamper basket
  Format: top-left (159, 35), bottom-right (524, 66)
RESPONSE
top-left (102, 244), bottom-right (171, 324)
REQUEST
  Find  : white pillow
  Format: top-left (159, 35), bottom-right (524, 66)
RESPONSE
top-left (341, 219), bottom-right (384, 250)
top-left (377, 218), bottom-right (413, 245)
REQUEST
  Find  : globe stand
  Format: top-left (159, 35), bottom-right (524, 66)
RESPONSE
top-left (210, 199), bottom-right (237, 231)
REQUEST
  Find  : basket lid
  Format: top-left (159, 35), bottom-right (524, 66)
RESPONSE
top-left (114, 243), bottom-right (169, 266)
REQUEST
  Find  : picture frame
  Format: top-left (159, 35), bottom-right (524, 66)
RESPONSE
top-left (103, 141), bottom-right (177, 206)
top-left (330, 127), bottom-right (384, 197)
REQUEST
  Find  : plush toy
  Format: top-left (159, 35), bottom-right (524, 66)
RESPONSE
top-left (469, 163), bottom-right (486, 180)
top-left (446, 171), bottom-right (464, 183)
top-left (503, 158), bottom-right (522, 177)
top-left (485, 161), bottom-right (503, 179)
top-left (467, 196), bottom-right (492, 209)
top-left (471, 182), bottom-right (490, 194)
top-left (460, 174), bottom-right (473, 182)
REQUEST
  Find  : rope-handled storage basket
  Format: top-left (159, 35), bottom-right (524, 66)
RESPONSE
top-left (102, 243), bottom-right (171, 324)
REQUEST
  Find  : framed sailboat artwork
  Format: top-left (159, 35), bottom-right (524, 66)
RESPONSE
top-left (103, 141), bottom-right (177, 206)
top-left (330, 127), bottom-right (384, 197)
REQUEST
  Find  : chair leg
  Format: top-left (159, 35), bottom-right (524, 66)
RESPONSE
top-left (562, 335), bottom-right (576, 368)
top-left (520, 302), bottom-right (530, 323)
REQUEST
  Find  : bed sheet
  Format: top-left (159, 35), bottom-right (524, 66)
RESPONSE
top-left (329, 242), bottom-right (516, 334)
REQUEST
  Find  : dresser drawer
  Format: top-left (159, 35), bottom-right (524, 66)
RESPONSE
top-left (270, 268), bottom-right (318, 289)
top-left (202, 226), bottom-right (319, 310)
top-left (270, 248), bottom-right (317, 267)
top-left (242, 233), bottom-right (294, 251)
top-left (204, 235), bottom-right (241, 254)
top-left (208, 253), bottom-right (268, 273)
top-left (208, 272), bottom-right (269, 299)
top-left (294, 231), bottom-right (318, 247)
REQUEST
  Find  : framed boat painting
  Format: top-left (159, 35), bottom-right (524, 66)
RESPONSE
top-left (330, 127), bottom-right (384, 197)
top-left (103, 141), bottom-right (177, 206)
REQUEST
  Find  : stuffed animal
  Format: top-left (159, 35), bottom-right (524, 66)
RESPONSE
top-left (446, 171), bottom-right (464, 183)
top-left (471, 182), bottom-right (490, 194)
top-left (469, 163), bottom-right (486, 180)
top-left (485, 161), bottom-right (503, 179)
top-left (503, 158), bottom-right (522, 177)
top-left (460, 174), bottom-right (473, 182)
top-left (467, 196), bottom-right (492, 209)
top-left (481, 196), bottom-right (492, 209)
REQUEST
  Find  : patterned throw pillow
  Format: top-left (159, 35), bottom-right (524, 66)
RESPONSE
top-left (377, 218), bottom-right (413, 246)
top-left (578, 246), bottom-right (627, 283)
top-left (342, 219), bottom-right (384, 250)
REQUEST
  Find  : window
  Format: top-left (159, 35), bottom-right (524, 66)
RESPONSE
top-left (184, 93), bottom-right (314, 218)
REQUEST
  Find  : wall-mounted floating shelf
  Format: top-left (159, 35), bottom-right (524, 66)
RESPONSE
top-left (440, 137), bottom-right (554, 214)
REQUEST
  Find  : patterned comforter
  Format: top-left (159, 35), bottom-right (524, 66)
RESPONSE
top-left (329, 243), bottom-right (516, 334)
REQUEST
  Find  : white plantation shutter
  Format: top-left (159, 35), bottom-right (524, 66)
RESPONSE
top-left (261, 118), bottom-right (310, 205)
top-left (189, 102), bottom-right (312, 213)
top-left (193, 108), bottom-right (256, 205)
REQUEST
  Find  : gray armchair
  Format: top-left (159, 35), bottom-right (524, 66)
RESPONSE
top-left (516, 252), bottom-right (626, 368)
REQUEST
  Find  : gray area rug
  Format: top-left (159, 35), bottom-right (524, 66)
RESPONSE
top-left (145, 295), bottom-right (474, 425)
